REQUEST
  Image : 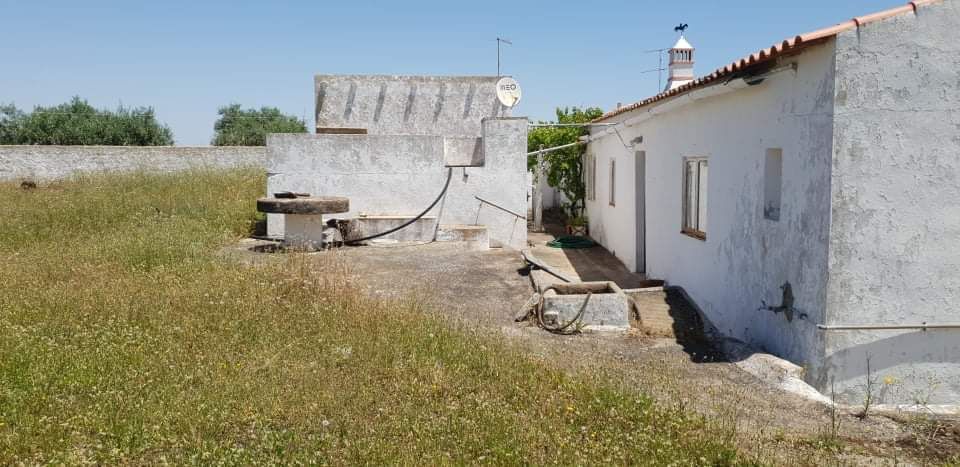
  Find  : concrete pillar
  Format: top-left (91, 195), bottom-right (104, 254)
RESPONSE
top-left (532, 145), bottom-right (544, 232)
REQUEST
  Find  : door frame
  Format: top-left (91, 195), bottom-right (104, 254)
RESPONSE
top-left (635, 150), bottom-right (646, 274)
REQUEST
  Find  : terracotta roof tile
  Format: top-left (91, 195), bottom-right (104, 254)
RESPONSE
top-left (594, 0), bottom-right (940, 122)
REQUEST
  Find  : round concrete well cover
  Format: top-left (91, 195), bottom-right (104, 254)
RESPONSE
top-left (256, 196), bottom-right (350, 215)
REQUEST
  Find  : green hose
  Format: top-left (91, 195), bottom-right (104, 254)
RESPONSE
top-left (546, 235), bottom-right (597, 249)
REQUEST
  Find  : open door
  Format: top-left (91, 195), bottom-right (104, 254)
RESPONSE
top-left (635, 151), bottom-right (646, 273)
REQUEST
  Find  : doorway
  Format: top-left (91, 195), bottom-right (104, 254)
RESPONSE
top-left (635, 151), bottom-right (646, 273)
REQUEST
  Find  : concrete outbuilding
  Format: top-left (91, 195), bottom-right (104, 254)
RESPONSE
top-left (266, 75), bottom-right (528, 250)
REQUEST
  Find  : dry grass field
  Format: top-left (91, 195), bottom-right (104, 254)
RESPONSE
top-left (0, 169), bottom-right (745, 465)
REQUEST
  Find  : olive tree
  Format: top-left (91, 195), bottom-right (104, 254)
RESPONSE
top-left (0, 97), bottom-right (174, 145)
top-left (212, 104), bottom-right (307, 146)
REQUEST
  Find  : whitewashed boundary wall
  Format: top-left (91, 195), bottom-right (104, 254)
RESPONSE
top-left (0, 146), bottom-right (268, 181)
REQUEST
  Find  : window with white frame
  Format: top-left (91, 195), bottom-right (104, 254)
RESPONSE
top-left (682, 157), bottom-right (708, 239)
top-left (609, 158), bottom-right (616, 206)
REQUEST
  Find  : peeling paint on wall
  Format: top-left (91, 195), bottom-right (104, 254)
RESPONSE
top-left (587, 1), bottom-right (960, 405)
top-left (826, 0), bottom-right (960, 404)
top-left (587, 42), bottom-right (837, 393)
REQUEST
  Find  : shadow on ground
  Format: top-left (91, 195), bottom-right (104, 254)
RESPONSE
top-left (222, 235), bottom-right (956, 464)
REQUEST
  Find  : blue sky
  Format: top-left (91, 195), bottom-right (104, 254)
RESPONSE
top-left (1, 0), bottom-right (904, 145)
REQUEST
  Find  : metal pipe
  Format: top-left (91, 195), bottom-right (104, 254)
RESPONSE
top-left (525, 141), bottom-right (584, 156)
top-left (475, 195), bottom-right (526, 220)
top-left (520, 249), bottom-right (575, 283)
top-left (817, 323), bottom-right (960, 331)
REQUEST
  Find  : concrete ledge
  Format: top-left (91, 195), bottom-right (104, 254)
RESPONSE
top-left (346, 216), bottom-right (437, 242)
top-left (437, 224), bottom-right (488, 250)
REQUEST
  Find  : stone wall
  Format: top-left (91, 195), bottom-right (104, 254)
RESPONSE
top-left (0, 145), bottom-right (268, 181)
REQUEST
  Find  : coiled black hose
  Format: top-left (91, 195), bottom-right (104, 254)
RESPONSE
top-left (535, 286), bottom-right (592, 335)
top-left (345, 167), bottom-right (453, 245)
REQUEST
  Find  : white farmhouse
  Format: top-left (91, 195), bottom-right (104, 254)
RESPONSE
top-left (585, 0), bottom-right (959, 405)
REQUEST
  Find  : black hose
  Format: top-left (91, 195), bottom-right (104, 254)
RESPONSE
top-left (345, 167), bottom-right (453, 245)
top-left (536, 286), bottom-right (592, 335)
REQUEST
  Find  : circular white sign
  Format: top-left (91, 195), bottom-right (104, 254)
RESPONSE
top-left (496, 77), bottom-right (522, 108)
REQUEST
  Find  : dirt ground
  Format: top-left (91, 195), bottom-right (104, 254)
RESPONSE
top-left (225, 238), bottom-right (959, 465)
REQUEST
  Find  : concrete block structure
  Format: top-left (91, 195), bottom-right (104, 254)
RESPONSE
top-left (314, 75), bottom-right (510, 137)
top-left (584, 0), bottom-right (959, 404)
top-left (266, 75), bottom-right (527, 250)
top-left (540, 282), bottom-right (632, 332)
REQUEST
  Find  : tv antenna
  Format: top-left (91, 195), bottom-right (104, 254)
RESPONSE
top-left (641, 48), bottom-right (668, 92)
top-left (496, 37), bottom-right (512, 76)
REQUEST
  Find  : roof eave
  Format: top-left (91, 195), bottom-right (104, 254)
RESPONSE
top-left (593, 0), bottom-right (940, 123)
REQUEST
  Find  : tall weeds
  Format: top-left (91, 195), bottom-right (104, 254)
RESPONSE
top-left (0, 170), bottom-right (742, 464)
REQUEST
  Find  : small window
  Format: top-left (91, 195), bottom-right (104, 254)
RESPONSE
top-left (764, 148), bottom-right (783, 221)
top-left (682, 157), bottom-right (708, 240)
top-left (609, 158), bottom-right (616, 206)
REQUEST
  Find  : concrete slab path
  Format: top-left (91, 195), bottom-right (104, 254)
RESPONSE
top-left (224, 237), bottom-right (948, 464)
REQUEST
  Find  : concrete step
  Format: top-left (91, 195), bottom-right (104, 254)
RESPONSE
top-left (436, 224), bottom-right (489, 250)
top-left (627, 289), bottom-right (705, 340)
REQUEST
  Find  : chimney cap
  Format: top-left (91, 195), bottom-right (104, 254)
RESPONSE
top-left (672, 35), bottom-right (693, 50)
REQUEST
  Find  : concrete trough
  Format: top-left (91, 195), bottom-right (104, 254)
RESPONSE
top-left (541, 282), bottom-right (631, 332)
top-left (343, 217), bottom-right (490, 250)
top-left (344, 216), bottom-right (437, 243)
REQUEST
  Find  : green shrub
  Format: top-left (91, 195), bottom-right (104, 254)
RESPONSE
top-left (0, 97), bottom-right (174, 146)
top-left (212, 104), bottom-right (307, 146)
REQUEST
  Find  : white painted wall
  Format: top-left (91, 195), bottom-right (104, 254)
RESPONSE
top-left (587, 42), bottom-right (837, 377)
top-left (0, 146), bottom-right (267, 181)
top-left (266, 118), bottom-right (529, 250)
top-left (534, 174), bottom-right (567, 211)
top-left (825, 1), bottom-right (960, 404)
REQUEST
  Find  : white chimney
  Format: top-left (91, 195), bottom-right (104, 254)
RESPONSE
top-left (666, 34), bottom-right (694, 92)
